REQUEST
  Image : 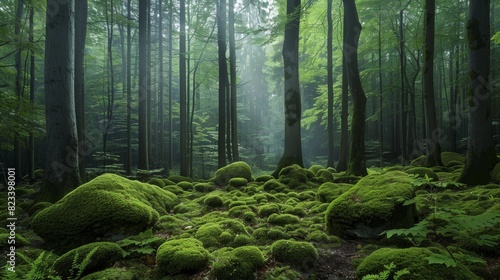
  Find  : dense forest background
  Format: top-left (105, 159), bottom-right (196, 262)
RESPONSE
top-left (1, 0), bottom-right (499, 181)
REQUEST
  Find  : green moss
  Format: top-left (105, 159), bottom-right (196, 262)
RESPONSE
top-left (204, 195), bottom-right (225, 208)
top-left (404, 167), bottom-right (439, 181)
top-left (258, 203), bottom-right (280, 217)
top-left (27, 201), bottom-right (52, 216)
top-left (279, 164), bottom-right (308, 189)
top-left (163, 184), bottom-right (185, 195)
top-left (317, 182), bottom-right (353, 203)
top-left (219, 231), bottom-right (234, 245)
top-left (263, 179), bottom-right (287, 192)
top-left (156, 238), bottom-right (209, 275)
top-left (441, 151), bottom-right (465, 166)
top-left (242, 211), bottom-right (256, 223)
top-left (194, 219), bottom-right (248, 248)
top-left (0, 233), bottom-right (30, 249)
top-left (213, 161), bottom-right (252, 186)
top-left (177, 181), bottom-right (194, 191)
top-left (268, 213), bottom-right (300, 225)
top-left (356, 247), bottom-right (480, 280)
top-left (80, 267), bottom-right (137, 280)
top-left (173, 202), bottom-right (200, 215)
top-left (255, 175), bottom-right (274, 182)
top-left (306, 230), bottom-right (341, 244)
top-left (193, 182), bottom-right (214, 192)
top-left (492, 163), bottom-right (500, 179)
top-left (325, 171), bottom-right (418, 238)
top-left (270, 239), bottom-right (318, 270)
top-left (53, 242), bottom-right (124, 278)
top-left (284, 206), bottom-right (307, 217)
top-left (317, 169), bottom-right (334, 181)
top-left (309, 165), bottom-right (324, 175)
top-left (167, 175), bottom-right (193, 183)
top-left (233, 234), bottom-right (253, 247)
top-left (410, 155), bottom-right (427, 166)
top-left (229, 177), bottom-right (248, 188)
top-left (32, 174), bottom-right (178, 249)
top-left (228, 205), bottom-right (252, 218)
top-left (253, 194), bottom-right (268, 204)
top-left (147, 178), bottom-right (165, 188)
top-left (155, 215), bottom-right (192, 233)
top-left (211, 246), bottom-right (265, 280)
top-left (265, 265), bottom-right (302, 279)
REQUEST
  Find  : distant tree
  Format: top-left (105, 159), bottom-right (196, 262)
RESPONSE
top-left (229, 0), bottom-right (239, 162)
top-left (14, 0), bottom-right (23, 181)
top-left (344, 0), bottom-right (367, 176)
top-left (28, 5), bottom-right (35, 182)
top-left (327, 0), bottom-right (335, 168)
top-left (423, 0), bottom-right (443, 167)
top-left (273, 0), bottom-right (303, 176)
top-left (38, 0), bottom-right (81, 203)
top-left (180, 0), bottom-right (188, 175)
top-left (217, 0), bottom-right (228, 168)
top-left (125, 0), bottom-right (132, 175)
top-left (459, 0), bottom-right (498, 185)
top-left (138, 0), bottom-right (149, 172)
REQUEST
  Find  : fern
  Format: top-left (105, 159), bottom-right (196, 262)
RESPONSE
top-left (118, 228), bottom-right (163, 258)
top-left (2, 263), bottom-right (19, 280)
top-left (361, 262), bottom-right (410, 280)
top-left (67, 246), bottom-right (100, 280)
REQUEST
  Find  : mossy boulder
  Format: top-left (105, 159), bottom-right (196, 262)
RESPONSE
top-left (325, 171), bottom-right (418, 238)
top-left (270, 240), bottom-right (318, 270)
top-left (441, 151), bottom-right (465, 166)
top-left (167, 175), bottom-right (193, 183)
top-left (53, 242), bottom-right (124, 279)
top-left (278, 164), bottom-right (308, 189)
top-left (268, 213), bottom-right (300, 225)
top-left (492, 163), bottom-right (500, 180)
top-left (410, 155), bottom-right (426, 166)
top-left (195, 219), bottom-right (248, 248)
top-left (156, 238), bottom-right (210, 275)
top-left (204, 195), bottom-right (225, 208)
top-left (213, 161), bottom-right (252, 186)
top-left (147, 178), bottom-right (165, 188)
top-left (211, 246), bottom-right (265, 280)
top-left (0, 233), bottom-right (30, 249)
top-left (258, 203), bottom-right (280, 217)
top-left (404, 167), bottom-right (439, 181)
top-left (81, 268), bottom-right (137, 280)
top-left (356, 247), bottom-right (480, 280)
top-left (262, 179), bottom-right (287, 192)
top-left (32, 174), bottom-right (178, 249)
top-left (229, 177), bottom-right (248, 188)
top-left (317, 182), bottom-right (353, 203)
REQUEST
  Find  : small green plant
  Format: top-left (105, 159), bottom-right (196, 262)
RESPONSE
top-left (67, 246), bottom-right (100, 280)
top-left (117, 228), bottom-right (164, 257)
top-left (361, 262), bottom-right (410, 280)
top-left (3, 252), bottom-right (62, 280)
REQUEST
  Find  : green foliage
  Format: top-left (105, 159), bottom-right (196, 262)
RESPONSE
top-left (361, 262), bottom-right (410, 280)
top-left (117, 228), bottom-right (164, 258)
top-left (492, 31), bottom-right (500, 45)
top-left (270, 239), bottom-right (318, 270)
top-left (14, 252), bottom-right (61, 280)
top-left (211, 246), bottom-right (265, 280)
top-left (156, 238), bottom-right (210, 275)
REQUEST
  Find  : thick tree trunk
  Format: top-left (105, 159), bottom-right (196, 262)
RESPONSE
top-left (28, 6), bottom-right (34, 182)
top-left (168, 0), bottom-right (173, 171)
top-left (229, 0), bottom-right (239, 162)
top-left (75, 0), bottom-right (87, 181)
top-left (273, 0), bottom-right (303, 177)
top-left (217, 0), bottom-right (227, 168)
top-left (180, 0), bottom-right (188, 175)
top-left (459, 0), bottom-right (497, 185)
top-left (344, 0), bottom-right (367, 177)
top-left (378, 7), bottom-right (384, 167)
top-left (138, 0), bottom-right (149, 173)
top-left (39, 0), bottom-right (80, 203)
top-left (423, 0), bottom-right (443, 167)
top-left (126, 0), bottom-right (132, 175)
top-left (327, 0), bottom-right (335, 168)
top-left (14, 0), bottom-right (23, 181)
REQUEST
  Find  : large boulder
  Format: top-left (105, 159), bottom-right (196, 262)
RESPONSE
top-left (325, 171), bottom-right (418, 238)
top-left (32, 174), bottom-right (178, 249)
top-left (156, 238), bottom-right (210, 276)
top-left (211, 246), bottom-right (265, 280)
top-left (212, 161), bottom-right (252, 186)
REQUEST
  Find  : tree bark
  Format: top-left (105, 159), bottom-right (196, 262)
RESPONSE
top-left (138, 0), bottom-right (149, 173)
top-left (125, 0), bottom-right (132, 175)
top-left (39, 0), bottom-right (81, 203)
top-left (28, 6), bottom-right (34, 182)
top-left (229, 0), bottom-right (239, 162)
top-left (336, 42), bottom-right (349, 172)
top-left (180, 0), bottom-right (188, 175)
top-left (344, 0), bottom-right (367, 176)
top-left (75, 0), bottom-right (87, 181)
top-left (273, 0), bottom-right (303, 177)
top-left (14, 0), bottom-right (23, 181)
top-left (327, 0), bottom-right (335, 168)
top-left (217, 0), bottom-right (227, 168)
top-left (158, 0), bottom-right (165, 172)
top-left (459, 0), bottom-right (497, 185)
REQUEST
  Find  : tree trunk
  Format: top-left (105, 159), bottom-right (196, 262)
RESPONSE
top-left (229, 0), bottom-right (239, 162)
top-left (398, 8), bottom-right (407, 165)
top-left (459, 0), bottom-right (497, 185)
top-left (327, 0), bottom-right (335, 168)
top-left (39, 0), bottom-right (81, 203)
top-left (28, 6), bottom-right (34, 182)
top-left (378, 6), bottom-right (384, 167)
top-left (104, 0), bottom-right (116, 172)
top-left (138, 0), bottom-right (149, 173)
top-left (158, 0), bottom-right (165, 173)
top-left (14, 0), bottom-right (23, 181)
top-left (344, 0), bottom-right (367, 177)
top-left (217, 0), bottom-right (227, 168)
top-left (336, 44), bottom-right (349, 172)
top-left (180, 0), bottom-right (188, 175)
top-left (125, 0), bottom-right (132, 175)
top-left (168, 0), bottom-right (173, 171)
top-left (273, 0), bottom-right (303, 177)
top-left (75, 0), bottom-right (87, 181)
top-left (423, 0), bottom-right (443, 167)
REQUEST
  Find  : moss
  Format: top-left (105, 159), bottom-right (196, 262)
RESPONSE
top-left (270, 239), bottom-right (318, 270)
top-left (162, 184), bottom-right (185, 195)
top-left (177, 181), bottom-right (194, 191)
top-left (317, 169), bottom-right (334, 181)
top-left (147, 178), bottom-right (165, 188)
top-left (243, 185), bottom-right (258, 195)
top-left (194, 219), bottom-right (248, 248)
top-left (53, 242), bottom-right (123, 279)
top-left (446, 160), bottom-right (464, 168)
top-left (229, 177), bottom-right (248, 188)
top-left (255, 175), bottom-right (274, 182)
top-left (211, 246), bottom-right (265, 280)
top-left (219, 231), bottom-right (234, 245)
top-left (410, 155), bottom-right (427, 166)
top-left (268, 213), bottom-right (300, 225)
top-left (228, 205), bottom-right (252, 218)
top-left (161, 178), bottom-right (176, 186)
top-left (0, 233), bottom-right (30, 249)
top-left (258, 203), bottom-right (280, 217)
top-left (405, 167), bottom-right (439, 181)
top-left (492, 163), bottom-right (500, 179)
top-left (265, 265), bottom-right (302, 279)
top-left (356, 247), bottom-right (480, 280)
top-left (167, 175), bottom-right (193, 183)
top-left (263, 179), bottom-right (287, 192)
top-left (193, 182), bottom-right (214, 192)
top-left (309, 165), bottom-right (324, 174)
top-left (80, 267), bottom-right (137, 280)
top-left (317, 182), bottom-right (353, 203)
top-left (32, 174), bottom-right (178, 250)
top-left (325, 171), bottom-right (418, 238)
top-left (298, 190), bottom-right (316, 201)
top-left (309, 203), bottom-right (330, 214)
top-left (27, 201), bottom-right (52, 216)
top-left (233, 234), bottom-right (253, 247)
top-left (306, 230), bottom-right (341, 244)
top-left (213, 161), bottom-right (252, 186)
top-left (253, 194), bottom-right (268, 204)
top-left (441, 151), bottom-right (465, 166)
top-left (242, 211), bottom-right (256, 223)
top-left (156, 238), bottom-right (210, 275)
top-left (173, 202), bottom-right (200, 215)
top-left (155, 215), bottom-right (192, 233)
top-left (279, 164), bottom-right (308, 189)
top-left (284, 206), bottom-right (307, 217)
top-left (204, 195), bottom-right (225, 208)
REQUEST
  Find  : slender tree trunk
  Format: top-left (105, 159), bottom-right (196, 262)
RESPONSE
top-left (158, 0), bottom-right (165, 173)
top-left (327, 0), bottom-right (335, 168)
top-left (273, 0), bottom-right (303, 176)
top-left (103, 0), bottom-right (116, 172)
top-left (126, 0), bottom-right (132, 175)
top-left (344, 0), bottom-right (367, 176)
top-left (229, 0), bottom-right (239, 161)
top-left (39, 0), bottom-right (80, 203)
top-left (138, 0), bottom-right (149, 173)
top-left (423, 0), bottom-right (443, 167)
top-left (378, 6), bottom-right (384, 167)
top-left (168, 0), bottom-right (173, 171)
top-left (146, 0), bottom-right (153, 166)
top-left (459, 0), bottom-right (497, 185)
top-left (28, 6), bottom-right (34, 182)
top-left (75, 0), bottom-right (87, 181)
top-left (217, 0), bottom-right (227, 168)
top-left (336, 43), bottom-right (349, 172)
top-left (398, 8), bottom-right (407, 165)
top-left (14, 0), bottom-right (23, 181)
top-left (180, 0), bottom-right (188, 175)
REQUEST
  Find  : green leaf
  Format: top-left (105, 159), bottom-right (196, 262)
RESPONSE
top-left (425, 253), bottom-right (457, 268)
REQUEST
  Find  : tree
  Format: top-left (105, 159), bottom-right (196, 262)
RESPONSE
top-left (125, 0), bottom-right (132, 175)
top-left (14, 0), bottom-right (23, 181)
top-left (180, 0), bottom-right (188, 175)
top-left (344, 0), bottom-right (367, 176)
top-left (75, 0), bottom-right (88, 181)
top-left (459, 0), bottom-right (498, 185)
top-left (138, 0), bottom-right (149, 173)
top-left (28, 4), bottom-right (34, 182)
top-left (38, 0), bottom-right (81, 203)
top-left (273, 0), bottom-right (303, 176)
top-left (217, 0), bottom-right (228, 168)
top-left (229, 0), bottom-right (239, 162)
top-left (423, 0), bottom-right (443, 167)
top-left (326, 0), bottom-right (335, 168)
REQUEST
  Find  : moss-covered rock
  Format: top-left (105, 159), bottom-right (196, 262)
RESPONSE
top-left (325, 171), bottom-right (418, 238)
top-left (211, 246), bottom-right (265, 280)
top-left (204, 195), bottom-right (225, 208)
top-left (213, 161), bottom-right (252, 186)
top-left (194, 219), bottom-right (248, 248)
top-left (309, 165), bottom-right (324, 175)
top-left (147, 178), bottom-right (165, 188)
top-left (167, 175), bottom-right (193, 183)
top-left (258, 203), bottom-right (280, 217)
top-left (404, 167), bottom-right (439, 181)
top-left (356, 247), bottom-right (480, 280)
top-left (410, 155), bottom-right (427, 166)
top-left (32, 174), bottom-right (178, 249)
top-left (255, 175), bottom-right (274, 182)
top-left (270, 239), bottom-right (318, 270)
top-left (229, 177), bottom-right (248, 188)
top-left (492, 162), bottom-right (500, 180)
top-left (262, 179), bottom-right (287, 192)
top-left (53, 242), bottom-right (123, 279)
top-left (268, 213), bottom-right (300, 225)
top-left (441, 151), bottom-right (465, 166)
top-left (317, 182), bottom-right (353, 203)
top-left (278, 164), bottom-right (308, 189)
top-left (0, 233), bottom-right (30, 249)
top-left (156, 238), bottom-right (210, 275)
top-left (81, 267), bottom-right (137, 280)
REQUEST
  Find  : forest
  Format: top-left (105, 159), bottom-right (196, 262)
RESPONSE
top-left (0, 0), bottom-right (499, 279)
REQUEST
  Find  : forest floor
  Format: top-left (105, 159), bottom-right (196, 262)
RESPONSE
top-left (1, 154), bottom-right (499, 279)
